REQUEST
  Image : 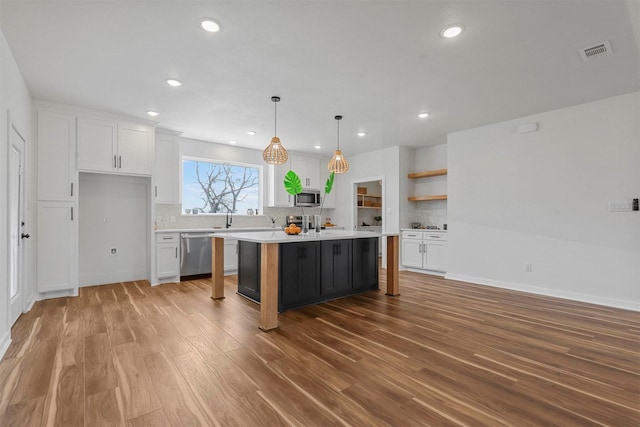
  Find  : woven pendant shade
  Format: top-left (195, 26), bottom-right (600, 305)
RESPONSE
top-left (328, 149), bottom-right (349, 173)
top-left (328, 115), bottom-right (349, 173)
top-left (263, 96), bottom-right (288, 165)
top-left (263, 136), bottom-right (288, 164)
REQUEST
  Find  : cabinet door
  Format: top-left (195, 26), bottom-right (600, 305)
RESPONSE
top-left (117, 123), bottom-right (153, 175)
top-left (353, 238), bottom-right (378, 291)
top-left (77, 117), bottom-right (117, 173)
top-left (267, 163), bottom-right (294, 207)
top-left (156, 243), bottom-right (179, 278)
top-left (237, 241), bottom-right (260, 301)
top-left (37, 202), bottom-right (77, 292)
top-left (224, 239), bottom-right (238, 273)
top-left (279, 242), bottom-right (320, 310)
top-left (401, 238), bottom-right (424, 268)
top-left (292, 154), bottom-right (320, 189)
top-left (154, 134), bottom-right (180, 203)
top-left (37, 110), bottom-right (76, 201)
top-left (425, 241), bottom-right (447, 272)
top-left (321, 240), bottom-right (352, 297)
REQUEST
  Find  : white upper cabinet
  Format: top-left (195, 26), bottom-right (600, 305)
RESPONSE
top-left (77, 117), bottom-right (153, 176)
top-left (117, 122), bottom-right (153, 175)
top-left (154, 132), bottom-right (180, 203)
top-left (37, 110), bottom-right (76, 201)
top-left (292, 154), bottom-right (320, 189)
top-left (77, 117), bottom-right (117, 173)
top-left (266, 153), bottom-right (329, 208)
top-left (266, 163), bottom-right (293, 207)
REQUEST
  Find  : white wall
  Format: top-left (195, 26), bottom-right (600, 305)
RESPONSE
top-left (447, 92), bottom-right (640, 310)
top-left (0, 26), bottom-right (33, 358)
top-left (334, 146), bottom-right (402, 234)
top-left (78, 173), bottom-right (150, 286)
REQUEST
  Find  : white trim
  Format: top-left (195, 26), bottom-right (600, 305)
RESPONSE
top-left (445, 273), bottom-right (640, 312)
top-left (36, 288), bottom-right (78, 301)
top-left (405, 267), bottom-right (446, 277)
top-left (0, 331), bottom-right (11, 360)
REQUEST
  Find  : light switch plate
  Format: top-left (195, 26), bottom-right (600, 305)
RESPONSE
top-left (608, 201), bottom-right (633, 212)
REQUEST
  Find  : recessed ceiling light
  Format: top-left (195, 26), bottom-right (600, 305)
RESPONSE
top-left (440, 24), bottom-right (464, 38)
top-left (229, 140), bottom-right (237, 144)
top-left (166, 78), bottom-right (182, 87)
top-left (418, 112), bottom-right (430, 119)
top-left (146, 110), bottom-right (159, 117)
top-left (314, 144), bottom-right (322, 150)
top-left (200, 19), bottom-right (220, 33)
top-left (247, 131), bottom-right (256, 136)
top-left (357, 132), bottom-right (366, 137)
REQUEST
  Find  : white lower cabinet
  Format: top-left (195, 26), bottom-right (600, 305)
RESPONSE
top-left (401, 230), bottom-right (447, 273)
top-left (156, 233), bottom-right (180, 280)
top-left (224, 239), bottom-right (238, 273)
top-left (37, 202), bottom-right (77, 292)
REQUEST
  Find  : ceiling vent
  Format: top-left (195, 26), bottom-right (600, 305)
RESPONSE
top-left (579, 41), bottom-right (612, 61)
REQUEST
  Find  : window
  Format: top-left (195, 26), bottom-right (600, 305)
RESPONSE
top-left (182, 157), bottom-right (261, 214)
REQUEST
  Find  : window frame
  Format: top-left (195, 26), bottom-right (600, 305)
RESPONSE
top-left (181, 155), bottom-right (263, 215)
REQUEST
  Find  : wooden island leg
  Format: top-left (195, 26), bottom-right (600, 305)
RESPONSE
top-left (259, 242), bottom-right (279, 331)
top-left (385, 235), bottom-right (400, 296)
top-left (211, 237), bottom-right (225, 299)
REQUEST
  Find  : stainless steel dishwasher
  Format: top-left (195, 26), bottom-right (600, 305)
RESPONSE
top-left (180, 233), bottom-right (212, 278)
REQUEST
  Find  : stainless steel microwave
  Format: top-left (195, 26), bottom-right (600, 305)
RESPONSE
top-left (294, 189), bottom-right (321, 207)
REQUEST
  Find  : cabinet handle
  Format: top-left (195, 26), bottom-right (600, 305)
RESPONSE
top-left (70, 182), bottom-right (73, 197)
top-left (155, 186), bottom-right (158, 197)
top-left (175, 247), bottom-right (178, 258)
top-left (70, 207), bottom-right (74, 221)
top-left (118, 156), bottom-right (122, 169)
top-left (114, 155), bottom-right (117, 168)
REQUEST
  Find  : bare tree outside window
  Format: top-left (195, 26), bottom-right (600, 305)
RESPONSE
top-left (183, 159), bottom-right (261, 214)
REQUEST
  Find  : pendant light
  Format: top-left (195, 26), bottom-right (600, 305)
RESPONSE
top-left (263, 96), bottom-right (288, 165)
top-left (328, 115), bottom-right (349, 173)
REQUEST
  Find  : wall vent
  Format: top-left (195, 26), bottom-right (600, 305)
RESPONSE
top-left (579, 41), bottom-right (612, 61)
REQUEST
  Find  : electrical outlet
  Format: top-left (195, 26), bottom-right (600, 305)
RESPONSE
top-left (170, 215), bottom-right (176, 223)
top-left (525, 263), bottom-right (532, 272)
top-left (110, 248), bottom-right (117, 256)
top-left (156, 215), bottom-right (163, 223)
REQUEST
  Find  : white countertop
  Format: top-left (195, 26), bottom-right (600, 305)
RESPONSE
top-left (401, 228), bottom-right (447, 232)
top-left (211, 229), bottom-right (383, 243)
top-left (156, 227), bottom-right (276, 234)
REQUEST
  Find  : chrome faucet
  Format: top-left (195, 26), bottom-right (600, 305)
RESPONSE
top-left (226, 211), bottom-right (233, 228)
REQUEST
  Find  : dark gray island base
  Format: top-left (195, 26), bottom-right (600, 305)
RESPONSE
top-left (211, 230), bottom-right (399, 330)
top-left (237, 237), bottom-right (379, 311)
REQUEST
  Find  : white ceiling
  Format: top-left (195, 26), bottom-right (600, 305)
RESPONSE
top-left (1, 1), bottom-right (638, 157)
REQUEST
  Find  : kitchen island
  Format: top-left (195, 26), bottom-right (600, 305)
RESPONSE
top-left (211, 230), bottom-right (399, 330)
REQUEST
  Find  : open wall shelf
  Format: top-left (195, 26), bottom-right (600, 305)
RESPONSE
top-left (408, 168), bottom-right (447, 202)
top-left (408, 195), bottom-right (448, 202)
top-left (408, 168), bottom-right (447, 179)
top-left (357, 193), bottom-right (382, 208)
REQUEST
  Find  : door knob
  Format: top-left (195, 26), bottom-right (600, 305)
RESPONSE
top-left (21, 233), bottom-right (30, 239)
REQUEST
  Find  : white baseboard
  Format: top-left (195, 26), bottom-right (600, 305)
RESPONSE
top-left (0, 331), bottom-right (11, 360)
top-left (37, 287), bottom-right (78, 301)
top-left (445, 273), bottom-right (640, 312)
top-left (405, 267), bottom-right (446, 277)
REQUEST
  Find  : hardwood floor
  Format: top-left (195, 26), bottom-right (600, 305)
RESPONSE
top-left (1, 270), bottom-right (638, 426)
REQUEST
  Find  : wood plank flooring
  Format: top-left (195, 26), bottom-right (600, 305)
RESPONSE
top-left (1, 269), bottom-right (638, 426)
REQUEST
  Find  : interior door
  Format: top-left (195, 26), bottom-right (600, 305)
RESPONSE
top-left (8, 122), bottom-right (27, 326)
